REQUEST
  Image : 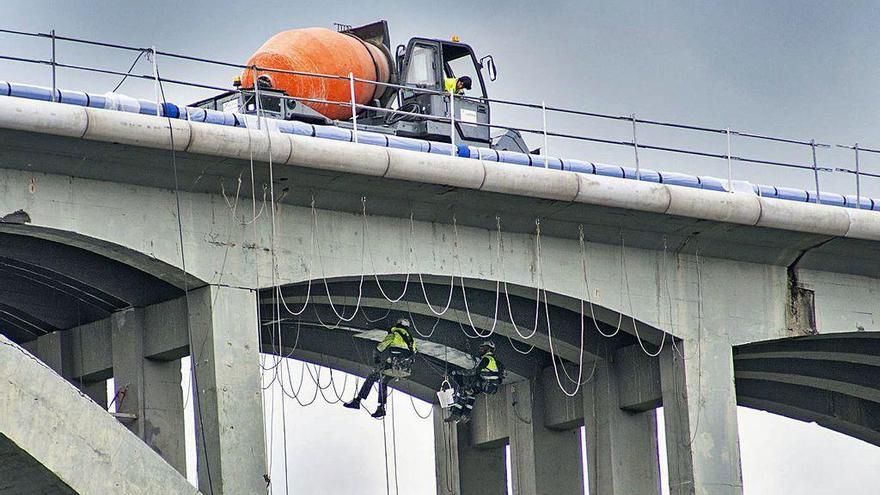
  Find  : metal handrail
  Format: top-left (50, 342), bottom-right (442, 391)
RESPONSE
top-left (1, 26), bottom-right (878, 203)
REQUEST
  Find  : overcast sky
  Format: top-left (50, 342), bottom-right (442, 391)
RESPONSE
top-left (6, 1), bottom-right (880, 493)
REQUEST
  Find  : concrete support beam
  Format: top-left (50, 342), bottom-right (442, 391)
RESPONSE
top-left (189, 285), bottom-right (266, 495)
top-left (434, 405), bottom-right (508, 495)
top-left (542, 366), bottom-right (584, 430)
top-left (82, 380), bottom-right (108, 408)
top-left (660, 339), bottom-right (743, 495)
top-left (34, 329), bottom-right (109, 409)
top-left (470, 387), bottom-right (509, 448)
top-left (34, 331), bottom-right (72, 378)
top-left (144, 296), bottom-right (190, 360)
top-left (584, 358), bottom-right (661, 495)
top-left (111, 308), bottom-right (186, 475)
top-left (507, 378), bottom-right (584, 495)
top-left (614, 345), bottom-right (663, 411)
top-left (69, 317), bottom-right (113, 381)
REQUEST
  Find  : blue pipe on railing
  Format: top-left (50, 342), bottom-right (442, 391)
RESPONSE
top-left (1, 81), bottom-right (876, 212)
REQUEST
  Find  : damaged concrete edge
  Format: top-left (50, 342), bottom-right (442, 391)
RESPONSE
top-left (0, 209), bottom-right (31, 224)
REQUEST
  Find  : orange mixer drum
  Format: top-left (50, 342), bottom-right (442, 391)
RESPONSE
top-left (241, 28), bottom-right (391, 120)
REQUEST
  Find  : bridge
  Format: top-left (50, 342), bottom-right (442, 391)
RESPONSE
top-left (1, 91), bottom-right (879, 495)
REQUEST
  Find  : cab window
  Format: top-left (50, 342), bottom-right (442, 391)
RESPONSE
top-left (443, 45), bottom-right (485, 98)
top-left (404, 44), bottom-right (439, 89)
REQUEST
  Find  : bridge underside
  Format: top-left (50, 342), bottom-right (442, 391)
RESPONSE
top-left (734, 334), bottom-right (880, 447)
top-left (2, 234), bottom-right (880, 494)
top-left (1, 119), bottom-right (880, 493)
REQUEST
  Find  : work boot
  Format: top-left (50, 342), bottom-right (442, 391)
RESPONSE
top-left (371, 405), bottom-right (386, 418)
top-left (343, 398), bottom-right (361, 410)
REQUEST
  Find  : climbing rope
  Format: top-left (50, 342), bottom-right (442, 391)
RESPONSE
top-left (312, 197), bottom-right (367, 322)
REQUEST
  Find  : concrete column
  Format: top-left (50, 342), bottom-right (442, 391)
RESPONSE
top-left (660, 338), bottom-right (743, 495)
top-left (190, 285), bottom-right (267, 495)
top-left (584, 359), bottom-right (661, 495)
top-left (34, 331), bottom-right (72, 377)
top-left (34, 331), bottom-right (108, 408)
top-left (434, 404), bottom-right (507, 495)
top-left (111, 308), bottom-right (186, 475)
top-left (507, 378), bottom-right (584, 495)
top-left (82, 380), bottom-right (108, 408)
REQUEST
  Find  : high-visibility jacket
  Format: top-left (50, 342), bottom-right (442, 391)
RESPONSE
top-left (377, 326), bottom-right (416, 353)
top-left (443, 78), bottom-right (463, 95)
top-left (477, 352), bottom-right (500, 379)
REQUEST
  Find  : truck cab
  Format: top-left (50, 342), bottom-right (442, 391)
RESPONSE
top-left (390, 37), bottom-right (493, 146)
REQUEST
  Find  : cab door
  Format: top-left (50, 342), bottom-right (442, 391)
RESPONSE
top-left (399, 40), bottom-right (442, 107)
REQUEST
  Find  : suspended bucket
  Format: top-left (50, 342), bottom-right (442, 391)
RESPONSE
top-left (437, 381), bottom-right (455, 409)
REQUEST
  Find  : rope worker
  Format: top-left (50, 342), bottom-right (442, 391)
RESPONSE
top-left (444, 340), bottom-right (504, 423)
top-left (344, 318), bottom-right (416, 419)
top-left (443, 75), bottom-right (472, 95)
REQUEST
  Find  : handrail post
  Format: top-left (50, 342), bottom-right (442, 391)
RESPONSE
top-left (631, 113), bottom-right (641, 180)
top-left (726, 127), bottom-right (733, 192)
top-left (542, 100), bottom-right (549, 168)
top-left (50, 29), bottom-right (56, 102)
top-left (349, 72), bottom-right (358, 144)
top-left (810, 139), bottom-right (821, 205)
top-left (252, 66), bottom-right (261, 130)
top-left (449, 88), bottom-right (456, 157)
top-left (854, 143), bottom-right (862, 209)
top-left (151, 46), bottom-right (160, 116)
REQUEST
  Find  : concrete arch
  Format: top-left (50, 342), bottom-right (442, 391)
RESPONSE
top-left (263, 274), bottom-right (653, 365)
top-left (0, 229), bottom-right (190, 344)
top-left (733, 333), bottom-right (880, 447)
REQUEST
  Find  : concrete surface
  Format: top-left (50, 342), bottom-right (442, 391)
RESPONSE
top-left (1, 99), bottom-right (880, 494)
top-left (0, 335), bottom-right (199, 495)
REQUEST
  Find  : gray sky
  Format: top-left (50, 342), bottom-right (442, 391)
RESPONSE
top-left (6, 1), bottom-right (880, 493)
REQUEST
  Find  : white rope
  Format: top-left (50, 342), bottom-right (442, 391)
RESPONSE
top-left (546, 296), bottom-right (586, 396)
top-left (620, 235), bottom-right (667, 357)
top-left (498, 217), bottom-right (541, 341)
top-left (453, 215), bottom-right (502, 338)
top-left (407, 306), bottom-right (441, 338)
top-left (312, 197), bottom-right (367, 322)
top-left (535, 221), bottom-right (585, 389)
top-left (361, 305), bottom-right (393, 323)
top-left (273, 196), bottom-right (317, 318)
top-left (580, 224), bottom-right (624, 338)
top-left (409, 394), bottom-right (433, 420)
top-left (364, 206), bottom-right (414, 303)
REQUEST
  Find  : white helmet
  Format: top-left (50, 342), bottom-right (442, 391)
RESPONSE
top-left (396, 318), bottom-right (411, 328)
top-left (480, 341), bottom-right (496, 352)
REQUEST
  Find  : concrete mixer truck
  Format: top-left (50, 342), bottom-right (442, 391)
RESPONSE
top-left (192, 20), bottom-right (529, 152)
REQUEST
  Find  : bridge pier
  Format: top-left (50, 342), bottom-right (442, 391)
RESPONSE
top-left (433, 405), bottom-right (507, 495)
top-left (189, 285), bottom-right (267, 495)
top-left (507, 378), bottom-right (584, 495)
top-left (661, 339), bottom-right (743, 495)
top-left (110, 307), bottom-right (187, 474)
top-left (585, 358), bottom-right (661, 495)
top-left (25, 330), bottom-right (107, 406)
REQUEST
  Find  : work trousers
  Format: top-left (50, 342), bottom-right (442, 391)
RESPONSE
top-left (450, 374), bottom-right (479, 419)
top-left (356, 348), bottom-right (412, 406)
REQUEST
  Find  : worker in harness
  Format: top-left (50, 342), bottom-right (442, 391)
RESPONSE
top-left (444, 75), bottom-right (472, 95)
top-left (444, 341), bottom-right (503, 423)
top-left (343, 318), bottom-right (416, 419)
